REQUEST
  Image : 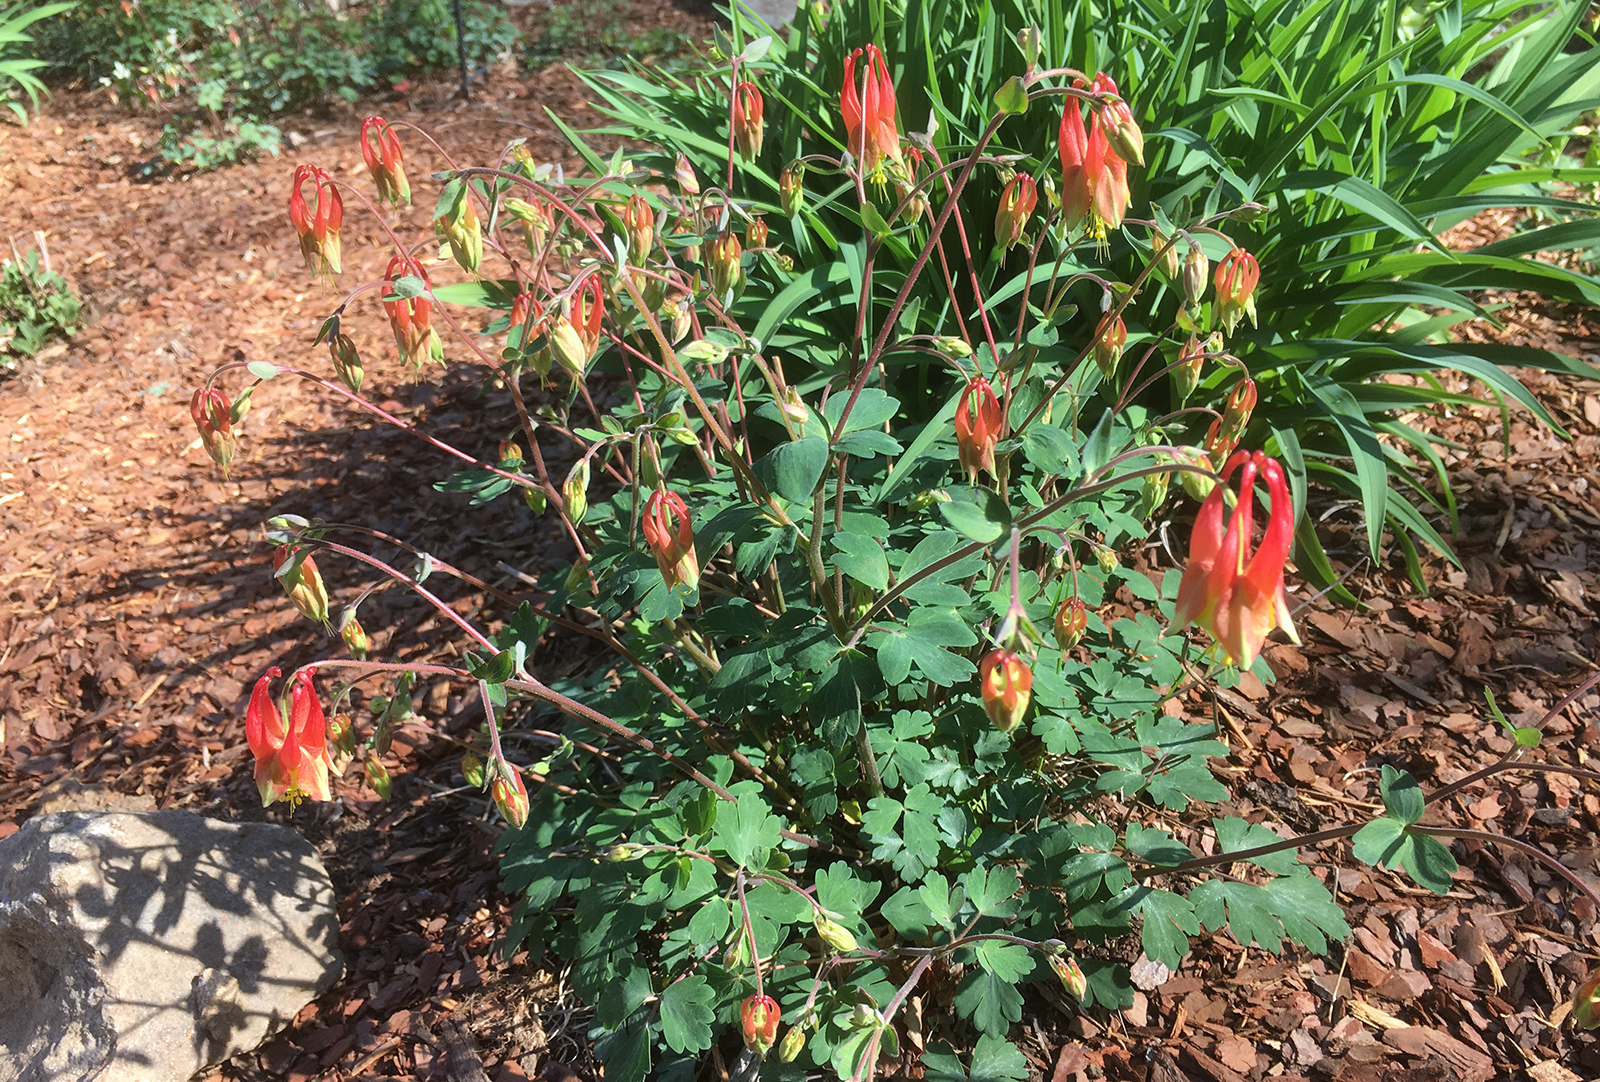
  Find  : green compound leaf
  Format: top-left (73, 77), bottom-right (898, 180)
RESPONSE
top-left (964, 865), bottom-right (1020, 918)
top-left (752, 436), bottom-right (829, 504)
top-left (1190, 871), bottom-right (1350, 956)
top-left (970, 1034), bottom-right (1029, 1082)
top-left (1212, 816), bottom-right (1303, 875)
top-left (1109, 886), bottom-right (1198, 970)
top-left (954, 967), bottom-right (1024, 1035)
top-left (867, 606), bottom-right (978, 687)
top-left (657, 974), bottom-right (715, 1054)
top-left (831, 532), bottom-right (890, 591)
top-left (1377, 764), bottom-right (1425, 825)
top-left (1352, 818), bottom-right (1459, 895)
top-left (710, 787), bottom-right (782, 870)
top-left (862, 785), bottom-right (944, 883)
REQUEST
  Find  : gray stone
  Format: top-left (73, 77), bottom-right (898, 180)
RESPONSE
top-left (0, 810), bottom-right (343, 1082)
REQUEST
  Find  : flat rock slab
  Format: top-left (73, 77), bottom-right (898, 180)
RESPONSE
top-left (0, 810), bottom-right (343, 1082)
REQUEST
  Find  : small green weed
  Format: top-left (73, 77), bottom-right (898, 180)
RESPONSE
top-left (0, 249), bottom-right (81, 376)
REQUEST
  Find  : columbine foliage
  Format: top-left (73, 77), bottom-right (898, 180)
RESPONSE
top-left (191, 0), bottom-right (1600, 1078)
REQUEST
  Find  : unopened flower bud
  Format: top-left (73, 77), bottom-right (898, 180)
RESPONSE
top-left (190, 386), bottom-right (236, 476)
top-left (779, 163), bottom-right (805, 218)
top-left (994, 173), bottom-right (1038, 251)
top-left (1092, 73), bottom-right (1144, 166)
top-left (675, 152), bottom-right (700, 195)
top-left (491, 764), bottom-right (530, 828)
top-left (1152, 227), bottom-right (1180, 280)
top-left (1182, 244), bottom-right (1210, 308)
top-left (1017, 25), bottom-right (1041, 71)
top-left (461, 751), bottom-right (485, 788)
top-left (708, 231), bottom-right (743, 297)
top-left (273, 547), bottom-right (331, 626)
top-left (745, 216), bottom-right (769, 250)
top-left (438, 196), bottom-right (483, 274)
top-left (1572, 968), bottom-right (1600, 1030)
top-left (563, 459), bottom-right (590, 525)
top-left (935, 336), bottom-right (972, 358)
top-left (621, 193), bottom-right (653, 266)
top-left (1093, 313), bottom-right (1127, 382)
top-left (499, 440), bottom-right (524, 467)
top-left (564, 555), bottom-right (589, 592)
top-left (1173, 335), bottom-right (1204, 402)
top-left (365, 756), bottom-right (393, 800)
top-left (1048, 953), bottom-right (1088, 999)
top-left (330, 333), bottom-right (363, 393)
top-left (778, 1026), bottom-right (806, 1063)
top-left (1096, 546), bottom-right (1119, 573)
top-left (524, 485), bottom-right (547, 514)
top-left (980, 649), bottom-right (1032, 732)
top-left (328, 711), bottom-right (356, 758)
top-left (780, 387), bottom-right (809, 426)
top-left (340, 613), bottom-right (371, 659)
top-left (607, 843), bottom-right (645, 862)
top-left (814, 912), bottom-right (858, 952)
top-left (1054, 597), bottom-right (1087, 650)
top-left (1172, 445), bottom-right (1217, 501)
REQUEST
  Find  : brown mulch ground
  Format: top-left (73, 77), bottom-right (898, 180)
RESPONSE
top-left (3, 15), bottom-right (1600, 1080)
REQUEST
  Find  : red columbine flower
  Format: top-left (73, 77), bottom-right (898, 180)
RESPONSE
top-left (272, 546), bottom-right (331, 626)
top-left (359, 116), bottom-right (410, 207)
top-left (1054, 598), bottom-right (1087, 650)
top-left (954, 376), bottom-right (1003, 484)
top-left (1214, 247), bottom-right (1260, 335)
top-left (552, 274), bottom-right (604, 378)
top-left (288, 164), bottom-right (343, 276)
top-left (1089, 72), bottom-right (1144, 166)
top-left (994, 174), bottom-right (1037, 251)
top-left (1092, 312), bottom-right (1127, 381)
top-left (1058, 88), bottom-right (1129, 240)
top-left (643, 489), bottom-right (700, 592)
top-left (383, 255), bottom-right (440, 371)
top-left (740, 994), bottom-right (780, 1054)
top-left (732, 80), bottom-right (765, 161)
top-left (980, 649), bottom-right (1033, 732)
top-left (841, 44), bottom-right (903, 183)
top-left (1173, 450), bottom-right (1298, 670)
top-left (190, 386), bottom-right (235, 476)
top-left (509, 289), bottom-right (536, 338)
top-left (246, 667), bottom-right (334, 808)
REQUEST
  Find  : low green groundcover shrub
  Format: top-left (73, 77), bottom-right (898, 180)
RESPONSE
top-left (190, 0), bottom-right (1600, 1078)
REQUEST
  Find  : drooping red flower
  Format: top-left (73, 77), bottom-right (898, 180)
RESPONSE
top-left (954, 376), bottom-right (1003, 484)
top-left (980, 649), bottom-right (1033, 732)
top-left (288, 164), bottom-right (343, 275)
top-left (732, 80), bottom-right (765, 161)
top-left (246, 667), bottom-right (334, 807)
top-left (358, 116), bottom-right (410, 207)
top-left (643, 489), bottom-right (700, 592)
top-left (994, 174), bottom-right (1038, 250)
top-left (840, 44), bottom-right (903, 181)
top-left (1173, 450), bottom-right (1298, 669)
top-left (1054, 597), bottom-right (1088, 650)
top-left (383, 255), bottom-right (439, 371)
top-left (740, 994), bottom-right (780, 1054)
top-left (190, 386), bottom-right (235, 475)
top-left (1058, 85), bottom-right (1130, 240)
top-left (1089, 72), bottom-right (1144, 166)
top-left (1214, 247), bottom-right (1261, 335)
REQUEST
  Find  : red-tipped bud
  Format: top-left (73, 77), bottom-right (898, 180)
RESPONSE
top-left (365, 756), bottom-right (393, 800)
top-left (1222, 377), bottom-right (1257, 434)
top-left (745, 216), bottom-right (770, 250)
top-left (841, 44), bottom-right (903, 182)
top-left (994, 174), bottom-right (1038, 251)
top-left (980, 649), bottom-right (1033, 732)
top-left (552, 274), bottom-right (603, 378)
top-left (1173, 450), bottom-right (1299, 669)
top-left (1091, 72), bottom-right (1144, 166)
top-left (190, 386), bottom-right (236, 476)
top-left (246, 667), bottom-right (334, 808)
top-left (1054, 598), bottom-right (1087, 650)
top-left (1152, 227), bottom-right (1180, 279)
top-left (1173, 335), bottom-right (1204, 402)
top-left (359, 116), bottom-right (410, 207)
top-left (740, 994), bottom-right (780, 1054)
top-left (1048, 953), bottom-right (1089, 999)
top-left (288, 165), bottom-right (343, 276)
top-left (643, 489), bottom-right (700, 592)
top-left (675, 152), bottom-right (700, 195)
top-left (505, 197), bottom-right (553, 258)
top-left (383, 255), bottom-right (441, 372)
top-left (779, 163), bottom-right (805, 217)
top-left (954, 376), bottom-right (1003, 484)
top-left (1214, 247), bottom-right (1260, 335)
top-left (492, 762), bottom-right (530, 828)
top-left (272, 546), bottom-right (331, 626)
top-left (622, 194), bottom-right (654, 266)
top-left (708, 231), bottom-right (743, 297)
top-left (1093, 313), bottom-right (1127, 382)
top-left (340, 613), bottom-right (370, 659)
top-left (732, 81), bottom-right (765, 161)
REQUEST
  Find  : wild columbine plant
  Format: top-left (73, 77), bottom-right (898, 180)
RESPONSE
top-left (189, 9), bottom-right (1600, 1079)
